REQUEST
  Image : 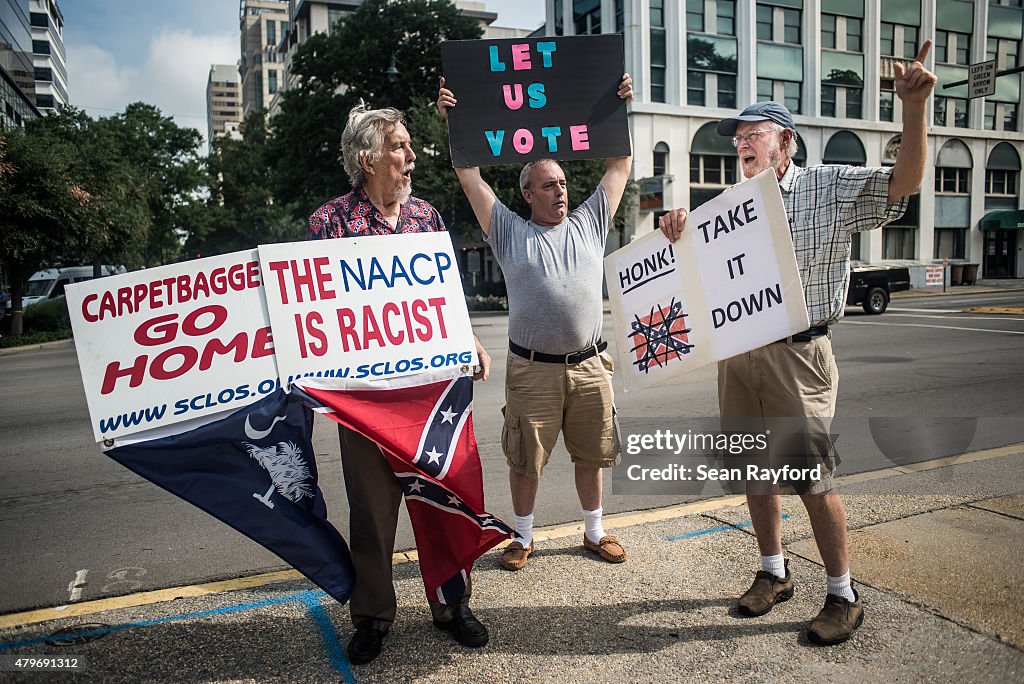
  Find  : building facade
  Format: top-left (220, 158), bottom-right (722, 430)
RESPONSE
top-left (239, 0), bottom-right (289, 119)
top-left (28, 0), bottom-right (66, 113)
top-left (207, 64), bottom-right (243, 152)
top-left (546, 0), bottom-right (1024, 279)
top-left (0, 0), bottom-right (41, 128)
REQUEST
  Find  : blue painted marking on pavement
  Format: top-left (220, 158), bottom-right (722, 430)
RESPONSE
top-left (0, 592), bottom-right (307, 651)
top-left (300, 590), bottom-right (356, 684)
top-left (664, 514), bottom-right (790, 542)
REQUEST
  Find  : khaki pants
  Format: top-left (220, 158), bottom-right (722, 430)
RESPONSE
top-left (718, 335), bottom-right (838, 495)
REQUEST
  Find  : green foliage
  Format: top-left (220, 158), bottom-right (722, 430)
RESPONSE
top-left (193, 110), bottom-right (305, 256)
top-left (465, 294), bottom-right (508, 311)
top-left (22, 295), bottom-right (70, 332)
top-left (269, 0), bottom-right (482, 218)
top-left (0, 329), bottom-right (72, 348)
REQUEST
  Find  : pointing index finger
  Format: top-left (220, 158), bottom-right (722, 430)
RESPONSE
top-left (915, 39), bottom-right (932, 65)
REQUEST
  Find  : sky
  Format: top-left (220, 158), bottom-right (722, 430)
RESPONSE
top-left (61, 0), bottom-right (545, 142)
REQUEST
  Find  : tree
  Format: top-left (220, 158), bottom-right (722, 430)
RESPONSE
top-left (193, 109), bottom-right (305, 256)
top-left (100, 103), bottom-right (208, 266)
top-left (269, 0), bottom-right (483, 217)
top-left (0, 129), bottom-right (80, 335)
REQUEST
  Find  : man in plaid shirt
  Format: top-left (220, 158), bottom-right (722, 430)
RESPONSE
top-left (660, 43), bottom-right (937, 645)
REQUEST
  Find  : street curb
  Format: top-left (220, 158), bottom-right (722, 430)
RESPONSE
top-left (0, 338), bottom-right (74, 357)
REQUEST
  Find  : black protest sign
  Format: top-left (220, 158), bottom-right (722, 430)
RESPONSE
top-left (441, 34), bottom-right (630, 168)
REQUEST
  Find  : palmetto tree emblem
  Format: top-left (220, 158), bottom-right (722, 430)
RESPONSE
top-left (244, 441), bottom-right (314, 509)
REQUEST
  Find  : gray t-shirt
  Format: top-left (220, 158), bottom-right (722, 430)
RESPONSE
top-left (485, 186), bottom-right (611, 355)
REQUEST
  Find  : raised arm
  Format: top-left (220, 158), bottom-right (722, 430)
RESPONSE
top-left (600, 73), bottom-right (634, 216)
top-left (889, 40), bottom-right (937, 204)
top-left (438, 77), bottom-right (498, 235)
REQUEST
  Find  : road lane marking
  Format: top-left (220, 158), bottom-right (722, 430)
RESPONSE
top-left (67, 570), bottom-right (88, 603)
top-left (878, 312), bottom-right (1024, 322)
top-left (842, 320), bottom-right (1024, 335)
top-left (3, 442), bottom-right (1022, 630)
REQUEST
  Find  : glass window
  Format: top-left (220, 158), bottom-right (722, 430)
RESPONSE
top-left (934, 229), bottom-right (966, 259)
top-left (756, 5), bottom-right (772, 40)
top-left (821, 85), bottom-right (837, 117)
top-left (903, 26), bottom-right (918, 58)
top-left (822, 15), bottom-right (836, 49)
top-left (687, 0), bottom-right (704, 31)
top-left (985, 101), bottom-right (997, 129)
top-left (782, 8), bottom-right (801, 43)
top-left (268, 69), bottom-right (278, 94)
top-left (936, 31), bottom-right (949, 62)
top-left (555, 0), bottom-right (563, 34)
top-left (846, 88), bottom-right (863, 119)
top-left (266, 20), bottom-right (276, 46)
top-left (654, 143), bottom-right (669, 176)
top-left (955, 33), bottom-right (970, 65)
top-left (953, 98), bottom-right (968, 127)
top-left (1005, 103), bottom-right (1018, 130)
top-left (880, 91), bottom-right (895, 121)
top-left (688, 70), bottom-right (706, 105)
top-left (32, 40), bottom-right (50, 55)
top-left (758, 78), bottom-right (773, 102)
top-left (30, 12), bottom-right (47, 28)
top-left (719, 74), bottom-right (737, 108)
top-left (717, 0), bottom-right (735, 36)
top-left (650, 0), bottom-right (664, 27)
top-left (847, 18), bottom-right (862, 52)
top-left (783, 81), bottom-right (801, 113)
top-left (881, 23), bottom-right (895, 56)
top-left (651, 26), bottom-right (667, 102)
top-left (34, 67), bottom-right (52, 82)
top-left (934, 97), bottom-right (947, 126)
top-left (616, 0), bottom-right (624, 32)
top-left (688, 34), bottom-right (738, 72)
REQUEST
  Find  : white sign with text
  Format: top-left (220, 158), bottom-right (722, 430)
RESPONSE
top-left (604, 170), bottom-right (809, 391)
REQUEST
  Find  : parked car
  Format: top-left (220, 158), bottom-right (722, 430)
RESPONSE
top-left (22, 265), bottom-right (126, 309)
top-left (846, 265), bottom-right (911, 314)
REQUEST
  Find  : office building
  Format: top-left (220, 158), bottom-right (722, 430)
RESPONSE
top-left (207, 64), bottom-right (243, 152)
top-left (239, 0), bottom-right (289, 118)
top-left (0, 0), bottom-right (41, 127)
top-left (28, 0), bottom-right (66, 112)
top-left (546, 0), bottom-right (1024, 279)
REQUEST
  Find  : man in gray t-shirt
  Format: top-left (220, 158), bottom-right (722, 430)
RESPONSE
top-left (437, 74), bottom-right (633, 571)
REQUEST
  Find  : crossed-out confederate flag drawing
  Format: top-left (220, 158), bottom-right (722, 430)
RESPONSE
top-left (293, 373), bottom-right (513, 603)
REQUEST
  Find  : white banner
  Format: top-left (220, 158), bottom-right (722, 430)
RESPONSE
top-left (66, 250), bottom-right (280, 441)
top-left (604, 170), bottom-right (809, 391)
top-left (258, 232), bottom-right (477, 388)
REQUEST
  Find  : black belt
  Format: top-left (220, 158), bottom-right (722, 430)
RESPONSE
top-left (509, 340), bottom-right (608, 364)
top-left (775, 326), bottom-right (830, 344)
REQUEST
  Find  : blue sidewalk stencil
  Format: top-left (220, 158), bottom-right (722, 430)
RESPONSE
top-left (0, 589), bottom-right (356, 682)
top-left (665, 514), bottom-right (790, 542)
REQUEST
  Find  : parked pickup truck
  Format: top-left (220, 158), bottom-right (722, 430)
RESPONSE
top-left (846, 265), bottom-right (911, 314)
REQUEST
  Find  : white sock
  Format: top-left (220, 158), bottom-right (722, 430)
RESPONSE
top-left (582, 507), bottom-right (607, 545)
top-left (827, 572), bottom-right (856, 602)
top-left (761, 553), bottom-right (786, 579)
top-left (513, 513), bottom-right (534, 548)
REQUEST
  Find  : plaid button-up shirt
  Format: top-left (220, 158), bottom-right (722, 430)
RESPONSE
top-left (307, 186), bottom-right (445, 239)
top-left (779, 163), bottom-right (908, 326)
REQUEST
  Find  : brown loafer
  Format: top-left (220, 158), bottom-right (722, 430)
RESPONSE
top-left (500, 540), bottom-right (533, 571)
top-left (583, 535), bottom-right (627, 563)
top-left (737, 560), bottom-right (794, 617)
top-left (808, 590), bottom-right (864, 645)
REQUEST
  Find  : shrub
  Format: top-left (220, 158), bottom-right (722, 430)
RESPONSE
top-left (465, 294), bottom-right (508, 311)
top-left (23, 295), bottom-right (71, 333)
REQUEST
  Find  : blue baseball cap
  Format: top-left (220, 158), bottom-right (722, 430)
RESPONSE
top-left (716, 101), bottom-right (797, 137)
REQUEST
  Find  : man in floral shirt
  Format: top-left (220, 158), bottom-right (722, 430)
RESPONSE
top-left (308, 103), bottom-right (491, 665)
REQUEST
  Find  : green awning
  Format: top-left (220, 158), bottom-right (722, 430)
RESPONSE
top-left (979, 210), bottom-right (1024, 230)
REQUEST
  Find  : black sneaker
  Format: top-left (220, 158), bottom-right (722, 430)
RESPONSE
top-left (347, 620), bottom-right (388, 665)
top-left (808, 589), bottom-right (864, 645)
top-left (736, 559), bottom-right (794, 617)
top-left (433, 605), bottom-right (489, 648)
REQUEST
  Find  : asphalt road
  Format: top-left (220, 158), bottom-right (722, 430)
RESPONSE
top-left (0, 289), bottom-right (1022, 615)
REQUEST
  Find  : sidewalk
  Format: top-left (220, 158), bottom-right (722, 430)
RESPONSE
top-left (1, 444), bottom-right (1021, 683)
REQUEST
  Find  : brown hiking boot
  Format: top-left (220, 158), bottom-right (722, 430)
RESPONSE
top-left (736, 560), bottom-right (794, 617)
top-left (808, 590), bottom-right (864, 645)
top-left (499, 540), bottom-right (533, 571)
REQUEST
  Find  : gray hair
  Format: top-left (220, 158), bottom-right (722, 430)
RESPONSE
top-left (341, 102), bottom-right (405, 187)
top-left (770, 123), bottom-right (799, 158)
top-left (519, 159), bottom-right (560, 192)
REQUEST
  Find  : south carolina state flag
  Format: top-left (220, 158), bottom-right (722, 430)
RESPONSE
top-left (294, 373), bottom-right (513, 603)
top-left (106, 390), bottom-right (354, 605)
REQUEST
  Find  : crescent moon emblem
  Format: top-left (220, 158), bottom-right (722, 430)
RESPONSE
top-left (244, 414), bottom-right (287, 440)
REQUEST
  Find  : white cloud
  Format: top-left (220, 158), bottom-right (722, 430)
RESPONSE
top-left (66, 28), bottom-right (238, 147)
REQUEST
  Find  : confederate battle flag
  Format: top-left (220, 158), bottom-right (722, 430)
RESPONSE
top-left (293, 373), bottom-right (513, 605)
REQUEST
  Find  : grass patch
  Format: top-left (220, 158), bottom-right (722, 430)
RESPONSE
top-left (0, 329), bottom-right (72, 348)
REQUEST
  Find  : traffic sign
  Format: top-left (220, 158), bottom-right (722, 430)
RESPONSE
top-left (969, 59), bottom-right (997, 99)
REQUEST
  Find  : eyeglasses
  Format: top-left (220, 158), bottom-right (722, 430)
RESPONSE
top-left (731, 129), bottom-right (777, 147)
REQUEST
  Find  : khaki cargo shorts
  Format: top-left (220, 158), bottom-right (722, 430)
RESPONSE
top-left (718, 334), bottom-right (838, 495)
top-left (501, 351), bottom-right (621, 477)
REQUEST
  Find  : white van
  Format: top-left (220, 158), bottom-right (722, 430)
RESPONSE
top-left (22, 266), bottom-right (126, 309)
